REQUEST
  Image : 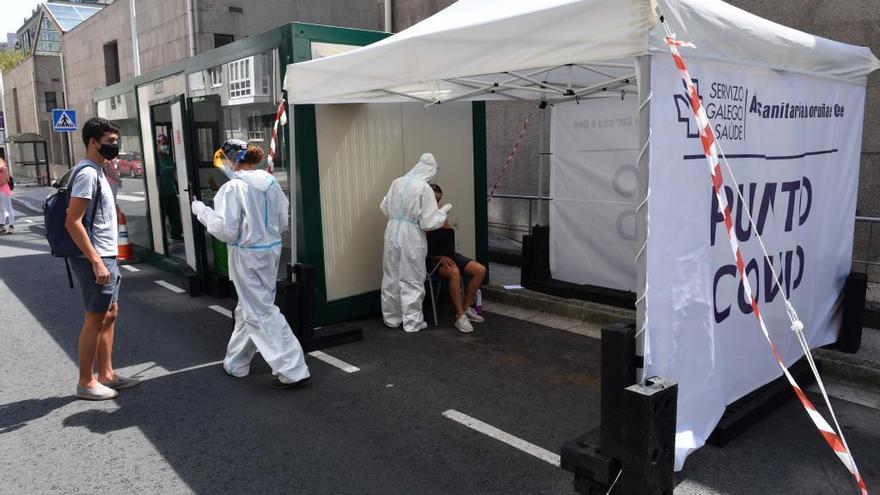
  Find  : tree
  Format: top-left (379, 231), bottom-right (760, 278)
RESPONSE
top-left (0, 49), bottom-right (26, 74)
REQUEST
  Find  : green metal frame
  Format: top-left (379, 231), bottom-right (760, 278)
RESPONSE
top-left (283, 26), bottom-right (490, 326)
top-left (283, 24), bottom-right (392, 325)
top-left (91, 23), bottom-right (491, 326)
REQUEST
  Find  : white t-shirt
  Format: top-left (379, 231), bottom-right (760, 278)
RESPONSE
top-left (70, 160), bottom-right (118, 257)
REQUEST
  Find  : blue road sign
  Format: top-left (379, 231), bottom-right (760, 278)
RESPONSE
top-left (52, 109), bottom-right (77, 132)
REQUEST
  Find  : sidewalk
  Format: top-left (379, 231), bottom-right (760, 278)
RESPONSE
top-left (485, 262), bottom-right (880, 390)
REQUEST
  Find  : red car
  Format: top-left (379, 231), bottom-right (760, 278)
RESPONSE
top-left (117, 152), bottom-right (143, 177)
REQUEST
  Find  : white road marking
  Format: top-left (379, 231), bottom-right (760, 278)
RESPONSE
top-left (132, 191), bottom-right (146, 196)
top-left (442, 409), bottom-right (561, 466)
top-left (117, 194), bottom-right (146, 202)
top-left (120, 264), bottom-right (141, 272)
top-left (155, 280), bottom-right (185, 293)
top-left (307, 350), bottom-right (360, 373)
top-left (25, 219), bottom-right (35, 224)
top-left (209, 305), bottom-right (233, 319)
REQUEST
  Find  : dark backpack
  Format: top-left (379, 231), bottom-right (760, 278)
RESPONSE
top-left (43, 164), bottom-right (103, 288)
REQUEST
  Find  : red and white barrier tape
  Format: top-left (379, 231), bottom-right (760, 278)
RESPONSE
top-left (662, 30), bottom-right (867, 495)
top-left (488, 103), bottom-right (539, 202)
top-left (267, 99), bottom-right (288, 174)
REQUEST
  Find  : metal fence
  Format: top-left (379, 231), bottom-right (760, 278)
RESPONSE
top-left (853, 216), bottom-right (880, 282)
top-left (489, 197), bottom-right (879, 283)
top-left (487, 193), bottom-right (552, 238)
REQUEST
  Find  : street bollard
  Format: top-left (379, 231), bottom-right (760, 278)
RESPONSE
top-left (619, 378), bottom-right (678, 495)
top-left (600, 321), bottom-right (637, 461)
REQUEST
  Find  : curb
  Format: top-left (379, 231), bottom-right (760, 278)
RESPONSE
top-left (814, 348), bottom-right (880, 389)
top-left (482, 283), bottom-right (635, 326)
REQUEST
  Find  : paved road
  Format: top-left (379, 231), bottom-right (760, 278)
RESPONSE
top-left (1, 210), bottom-right (878, 494)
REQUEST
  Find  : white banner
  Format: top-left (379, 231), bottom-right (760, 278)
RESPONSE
top-left (646, 56), bottom-right (865, 469)
top-left (550, 97), bottom-right (639, 291)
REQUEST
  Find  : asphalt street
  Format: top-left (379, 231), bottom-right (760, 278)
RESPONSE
top-left (1, 205), bottom-right (878, 494)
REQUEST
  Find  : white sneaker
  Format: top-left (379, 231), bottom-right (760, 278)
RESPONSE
top-left (76, 383), bottom-right (119, 400)
top-left (465, 308), bottom-right (484, 323)
top-left (455, 315), bottom-right (474, 333)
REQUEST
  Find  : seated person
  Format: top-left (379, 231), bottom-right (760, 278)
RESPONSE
top-left (427, 183), bottom-right (487, 333)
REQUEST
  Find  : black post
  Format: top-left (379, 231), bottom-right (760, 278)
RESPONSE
top-left (837, 271), bottom-right (866, 353)
top-left (600, 321), bottom-right (637, 460)
top-left (619, 378), bottom-right (678, 495)
top-left (294, 263), bottom-right (316, 341)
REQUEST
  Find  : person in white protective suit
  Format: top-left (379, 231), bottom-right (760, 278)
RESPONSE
top-left (191, 139), bottom-right (310, 389)
top-left (380, 153), bottom-right (452, 333)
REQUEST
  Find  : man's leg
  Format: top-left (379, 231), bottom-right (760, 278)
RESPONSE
top-left (462, 261), bottom-right (487, 309)
top-left (96, 302), bottom-right (118, 382)
top-left (78, 310), bottom-right (109, 388)
top-left (439, 263), bottom-right (465, 318)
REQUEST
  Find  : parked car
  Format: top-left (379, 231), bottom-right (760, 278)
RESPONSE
top-left (117, 152), bottom-right (143, 177)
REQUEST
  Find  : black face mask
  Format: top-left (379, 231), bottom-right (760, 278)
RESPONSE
top-left (98, 142), bottom-right (120, 160)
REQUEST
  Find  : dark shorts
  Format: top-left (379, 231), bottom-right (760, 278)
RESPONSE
top-left (427, 252), bottom-right (473, 273)
top-left (69, 257), bottom-right (122, 314)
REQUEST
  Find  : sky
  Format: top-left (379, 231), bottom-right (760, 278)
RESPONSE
top-left (0, 0), bottom-right (43, 42)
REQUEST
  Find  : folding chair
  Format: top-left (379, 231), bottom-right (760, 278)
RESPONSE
top-left (424, 228), bottom-right (460, 327)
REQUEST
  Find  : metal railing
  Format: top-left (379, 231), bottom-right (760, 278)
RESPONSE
top-left (488, 193), bottom-right (552, 236)
top-left (853, 216), bottom-right (880, 282)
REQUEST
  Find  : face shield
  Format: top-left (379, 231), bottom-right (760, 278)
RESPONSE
top-left (213, 139), bottom-right (248, 179)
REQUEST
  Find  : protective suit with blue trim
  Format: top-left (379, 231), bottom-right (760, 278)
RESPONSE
top-left (380, 153), bottom-right (451, 332)
top-left (191, 140), bottom-right (309, 387)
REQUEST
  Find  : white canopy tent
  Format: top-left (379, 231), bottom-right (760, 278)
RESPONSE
top-left (285, 0), bottom-right (880, 471)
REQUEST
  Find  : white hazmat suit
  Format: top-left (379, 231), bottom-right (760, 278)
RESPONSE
top-left (380, 153), bottom-right (451, 332)
top-left (192, 169), bottom-right (310, 383)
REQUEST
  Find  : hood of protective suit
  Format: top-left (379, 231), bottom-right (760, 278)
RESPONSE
top-left (234, 169), bottom-right (276, 192)
top-left (405, 153), bottom-right (438, 183)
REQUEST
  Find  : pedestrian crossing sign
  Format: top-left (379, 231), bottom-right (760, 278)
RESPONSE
top-left (52, 109), bottom-right (77, 132)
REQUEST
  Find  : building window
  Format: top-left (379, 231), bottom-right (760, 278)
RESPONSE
top-left (12, 88), bottom-right (21, 134)
top-left (214, 33), bottom-right (234, 48)
top-left (228, 58), bottom-right (252, 98)
top-left (260, 54), bottom-right (270, 95)
top-left (247, 112), bottom-right (264, 141)
top-left (103, 41), bottom-right (120, 85)
top-left (45, 92), bottom-right (57, 112)
top-left (210, 66), bottom-right (222, 87)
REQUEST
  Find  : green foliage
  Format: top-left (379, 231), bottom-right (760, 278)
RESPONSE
top-left (0, 49), bottom-right (26, 74)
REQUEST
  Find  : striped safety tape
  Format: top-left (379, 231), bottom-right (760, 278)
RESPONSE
top-left (488, 103), bottom-right (539, 202)
top-left (662, 32), bottom-right (867, 495)
top-left (267, 99), bottom-right (288, 174)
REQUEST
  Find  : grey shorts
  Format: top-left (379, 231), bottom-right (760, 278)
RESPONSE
top-left (69, 257), bottom-right (122, 313)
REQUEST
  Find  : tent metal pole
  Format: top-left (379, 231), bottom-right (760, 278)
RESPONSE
top-left (288, 102), bottom-right (298, 265)
top-left (505, 71), bottom-right (568, 94)
top-left (380, 89), bottom-right (434, 103)
top-left (446, 79), bottom-right (533, 102)
top-left (573, 73), bottom-right (637, 96)
top-left (634, 55), bottom-right (652, 383)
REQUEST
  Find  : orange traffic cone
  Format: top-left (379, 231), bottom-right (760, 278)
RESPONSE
top-left (117, 211), bottom-right (134, 261)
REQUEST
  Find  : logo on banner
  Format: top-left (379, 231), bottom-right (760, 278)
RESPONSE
top-left (674, 77), bottom-right (849, 143)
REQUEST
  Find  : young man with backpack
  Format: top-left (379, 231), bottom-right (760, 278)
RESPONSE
top-left (65, 117), bottom-right (140, 400)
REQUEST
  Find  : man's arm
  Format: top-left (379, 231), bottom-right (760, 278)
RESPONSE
top-left (65, 197), bottom-right (110, 284)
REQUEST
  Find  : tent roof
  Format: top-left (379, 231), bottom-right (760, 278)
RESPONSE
top-left (284, 0), bottom-right (880, 105)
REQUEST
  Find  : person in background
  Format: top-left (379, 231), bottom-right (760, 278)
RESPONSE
top-left (427, 183), bottom-right (486, 332)
top-left (191, 139), bottom-right (310, 389)
top-left (0, 159), bottom-right (13, 235)
top-left (156, 134), bottom-right (183, 241)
